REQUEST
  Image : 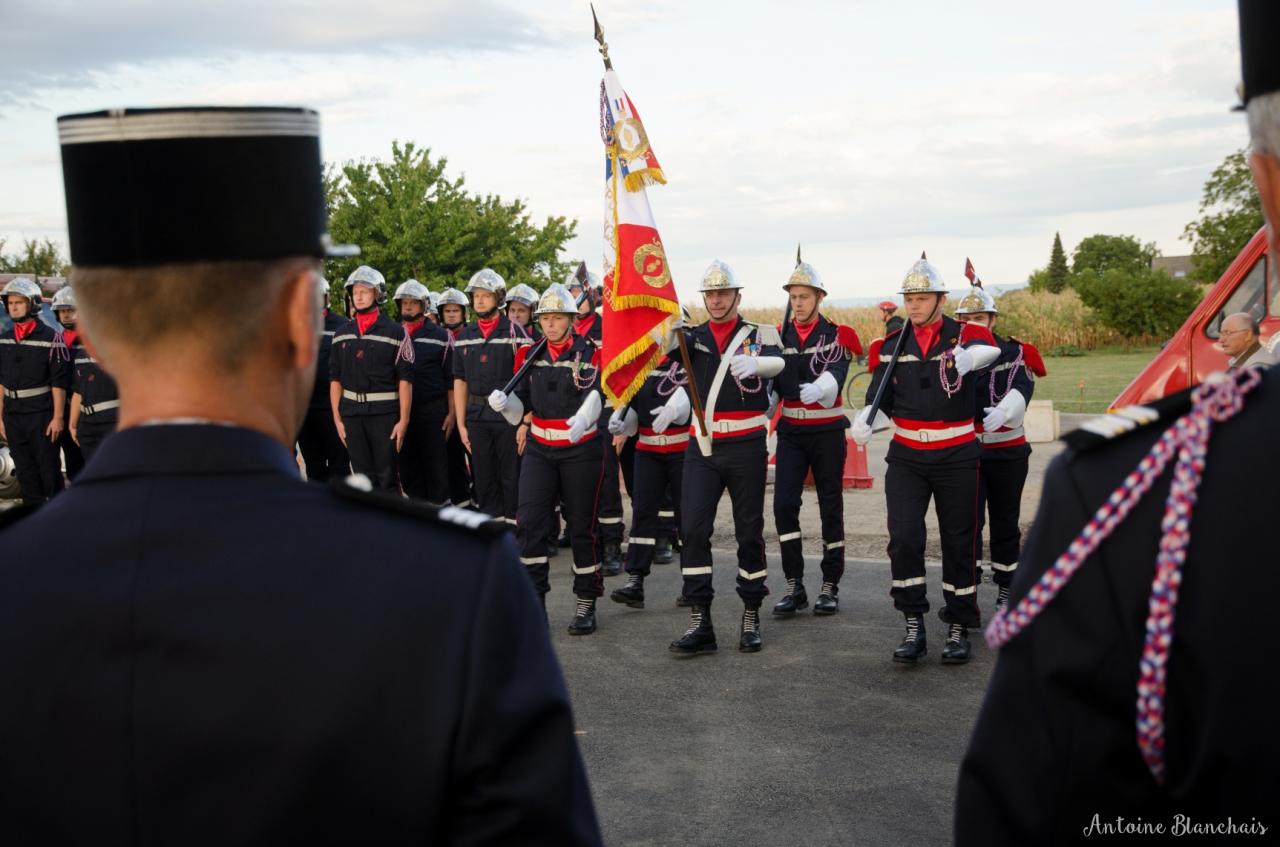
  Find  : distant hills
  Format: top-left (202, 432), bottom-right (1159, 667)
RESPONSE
top-left (826, 281), bottom-right (1028, 308)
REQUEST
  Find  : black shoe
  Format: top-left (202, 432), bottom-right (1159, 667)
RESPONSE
top-left (942, 623), bottom-right (971, 664)
top-left (610, 574), bottom-right (645, 608)
top-left (670, 605), bottom-right (717, 655)
top-left (893, 614), bottom-right (927, 664)
top-left (995, 585), bottom-right (1010, 611)
top-left (568, 598), bottom-right (597, 635)
top-left (676, 594), bottom-right (693, 608)
top-left (558, 530), bottom-right (572, 549)
top-left (771, 578), bottom-right (809, 617)
top-left (547, 542), bottom-right (559, 558)
top-left (601, 543), bottom-right (622, 577)
top-left (813, 582), bottom-right (839, 616)
top-left (739, 606), bottom-right (763, 652)
top-left (653, 536), bottom-right (674, 565)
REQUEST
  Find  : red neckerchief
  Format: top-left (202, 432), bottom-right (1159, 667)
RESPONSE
top-left (477, 316), bottom-right (500, 338)
top-left (13, 319), bottom-right (37, 342)
top-left (792, 316), bottom-right (819, 348)
top-left (574, 314), bottom-right (597, 337)
top-left (61, 328), bottom-right (78, 348)
top-left (402, 318), bottom-right (426, 337)
top-left (547, 337), bottom-right (574, 361)
top-left (708, 318), bottom-right (738, 353)
top-left (356, 310), bottom-right (379, 335)
top-left (913, 318), bottom-right (942, 356)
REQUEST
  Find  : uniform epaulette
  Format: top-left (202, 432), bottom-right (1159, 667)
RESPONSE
top-left (1062, 386), bottom-right (1195, 453)
top-left (329, 475), bottom-right (510, 537)
top-left (0, 503), bottom-right (38, 533)
top-left (754, 323), bottom-right (782, 347)
top-left (1009, 337), bottom-right (1047, 377)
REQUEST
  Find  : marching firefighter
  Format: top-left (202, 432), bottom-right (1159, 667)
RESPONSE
top-left (49, 288), bottom-right (85, 480)
top-left (296, 275), bottom-right (349, 482)
top-left (566, 269), bottom-right (624, 575)
top-left (953, 279), bottom-right (1045, 611)
top-left (505, 283), bottom-right (541, 339)
top-left (772, 260), bottom-right (862, 618)
top-left (60, 286), bottom-right (121, 463)
top-left (669, 260), bottom-right (784, 656)
top-left (395, 279), bottom-right (451, 504)
top-left (488, 283), bottom-right (605, 633)
top-left (608, 357), bottom-right (689, 610)
top-left (328, 265), bottom-right (412, 492)
top-left (854, 255), bottom-right (999, 665)
top-left (0, 277), bottom-right (69, 505)
top-left (437, 287), bottom-right (474, 507)
top-left (452, 269), bottom-right (531, 525)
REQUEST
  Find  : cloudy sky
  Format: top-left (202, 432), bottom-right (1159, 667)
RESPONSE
top-left (0, 0), bottom-right (1247, 304)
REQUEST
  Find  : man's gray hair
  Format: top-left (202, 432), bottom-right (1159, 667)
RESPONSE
top-left (1247, 91), bottom-right (1280, 156)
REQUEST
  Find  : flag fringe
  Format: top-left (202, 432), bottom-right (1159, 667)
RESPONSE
top-left (601, 335), bottom-right (663, 407)
top-left (611, 293), bottom-right (681, 314)
top-left (623, 167), bottom-right (667, 193)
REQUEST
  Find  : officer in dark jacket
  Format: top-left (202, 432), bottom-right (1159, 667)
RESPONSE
top-left (50, 286), bottom-right (86, 480)
top-left (296, 274), bottom-right (349, 482)
top-left (65, 288), bottom-right (121, 463)
top-left (437, 287), bottom-right (475, 508)
top-left (394, 279), bottom-right (450, 504)
top-left (771, 259), bottom-right (861, 618)
top-left (856, 256), bottom-right (999, 664)
top-left (329, 265), bottom-right (413, 493)
top-left (0, 277), bottom-right (69, 505)
top-left (0, 104), bottom-right (601, 847)
top-left (669, 260), bottom-right (784, 656)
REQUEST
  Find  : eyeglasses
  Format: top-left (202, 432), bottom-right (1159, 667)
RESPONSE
top-left (1219, 328), bottom-right (1253, 337)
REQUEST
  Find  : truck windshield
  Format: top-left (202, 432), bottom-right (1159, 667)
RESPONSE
top-left (1206, 255), bottom-right (1270, 339)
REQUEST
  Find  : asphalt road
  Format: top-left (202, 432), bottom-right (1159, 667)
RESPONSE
top-left (547, 549), bottom-right (1000, 847)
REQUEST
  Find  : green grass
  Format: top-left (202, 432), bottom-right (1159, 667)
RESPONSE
top-left (1033, 347), bottom-right (1160, 413)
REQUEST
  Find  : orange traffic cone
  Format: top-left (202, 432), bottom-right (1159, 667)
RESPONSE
top-left (843, 436), bottom-right (874, 489)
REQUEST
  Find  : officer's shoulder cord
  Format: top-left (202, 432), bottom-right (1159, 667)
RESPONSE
top-left (985, 367), bottom-right (1263, 785)
top-left (989, 341), bottom-right (1024, 407)
top-left (938, 341), bottom-right (963, 398)
top-left (656, 360), bottom-right (687, 397)
top-left (808, 324), bottom-right (844, 377)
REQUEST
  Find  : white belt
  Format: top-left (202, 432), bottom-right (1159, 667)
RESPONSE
top-left (638, 431), bottom-right (689, 447)
top-left (892, 422), bottom-right (974, 443)
top-left (3, 385), bottom-right (51, 399)
top-left (781, 405), bottom-right (845, 421)
top-left (978, 426), bottom-right (1025, 444)
top-left (531, 423), bottom-right (597, 442)
top-left (709, 414), bottom-right (768, 434)
top-left (80, 399), bottom-right (121, 416)
top-left (342, 389), bottom-right (398, 403)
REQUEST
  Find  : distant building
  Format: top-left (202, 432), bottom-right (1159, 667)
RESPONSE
top-left (1152, 255), bottom-right (1194, 279)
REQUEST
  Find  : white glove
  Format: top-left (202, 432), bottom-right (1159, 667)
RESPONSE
top-left (851, 406), bottom-right (873, 445)
top-left (566, 415), bottom-right (588, 443)
top-left (766, 389), bottom-right (779, 420)
top-left (952, 345), bottom-right (975, 377)
top-left (982, 405), bottom-right (1008, 432)
top-left (729, 355), bottom-right (759, 379)
top-left (487, 389), bottom-right (508, 412)
top-left (608, 407), bottom-right (638, 437)
top-left (798, 382), bottom-right (823, 405)
top-left (607, 410), bottom-right (627, 435)
top-left (650, 404), bottom-right (677, 434)
top-left (649, 387), bottom-right (689, 434)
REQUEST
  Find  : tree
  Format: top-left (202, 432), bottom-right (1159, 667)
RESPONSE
top-left (1047, 232), bottom-right (1070, 293)
top-left (0, 237), bottom-right (71, 277)
top-left (1071, 234), bottom-right (1159, 278)
top-left (1072, 267), bottom-right (1201, 338)
top-left (324, 141), bottom-right (576, 311)
top-left (1182, 148), bottom-right (1265, 285)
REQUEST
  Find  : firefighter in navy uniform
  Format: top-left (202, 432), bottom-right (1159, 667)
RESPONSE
top-left (394, 279), bottom-right (451, 504)
top-left (296, 275), bottom-right (349, 482)
top-left (489, 284), bottom-right (606, 633)
top-left (506, 283), bottom-right (541, 340)
top-left (953, 281), bottom-right (1046, 610)
top-left (0, 104), bottom-right (600, 846)
top-left (437, 287), bottom-right (475, 508)
top-left (566, 270), bottom-right (626, 575)
top-left (669, 260), bottom-right (785, 656)
top-left (329, 266), bottom-right (413, 493)
top-left (608, 357), bottom-right (690, 610)
top-left (63, 287), bottom-right (122, 463)
top-left (453, 269), bottom-right (531, 526)
top-left (771, 260), bottom-right (861, 618)
top-left (854, 256), bottom-right (999, 664)
top-left (49, 287), bottom-right (86, 480)
top-left (0, 277), bottom-right (69, 505)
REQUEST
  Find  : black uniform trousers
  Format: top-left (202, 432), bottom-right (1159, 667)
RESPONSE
top-left (57, 402), bottom-right (84, 482)
top-left (620, 436), bottom-right (677, 541)
top-left (76, 419), bottom-right (115, 464)
top-left (342, 412), bottom-right (398, 493)
top-left (516, 439), bottom-right (605, 599)
top-left (774, 427), bottom-right (846, 589)
top-left (297, 406), bottom-right (349, 483)
top-left (884, 453), bottom-right (982, 627)
top-left (400, 396), bottom-right (449, 504)
top-left (680, 437), bottom-right (769, 608)
top-left (976, 453), bottom-right (1029, 589)
top-left (624, 449), bottom-right (684, 577)
top-left (595, 409), bottom-right (624, 546)
top-left (4, 410), bottom-right (61, 505)
top-left (446, 427), bottom-right (473, 507)
top-left (469, 418), bottom-right (519, 522)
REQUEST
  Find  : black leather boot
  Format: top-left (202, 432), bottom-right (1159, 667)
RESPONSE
top-left (567, 597), bottom-right (597, 635)
top-left (995, 585), bottom-right (1010, 610)
top-left (675, 593), bottom-right (693, 607)
top-left (739, 606), bottom-right (763, 653)
top-left (558, 529), bottom-right (572, 548)
top-left (601, 543), bottom-right (622, 577)
top-left (669, 604), bottom-right (717, 655)
top-left (942, 623), bottom-right (971, 664)
top-left (653, 535), bottom-right (674, 565)
top-left (771, 578), bottom-right (808, 617)
top-left (610, 574), bottom-right (645, 608)
top-left (813, 581), bottom-right (839, 616)
top-left (893, 613), bottom-right (927, 663)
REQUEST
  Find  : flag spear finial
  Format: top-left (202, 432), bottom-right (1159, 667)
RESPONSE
top-left (796, 243), bottom-right (802, 266)
top-left (921, 250), bottom-right (928, 260)
top-left (591, 5), bottom-right (612, 70)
